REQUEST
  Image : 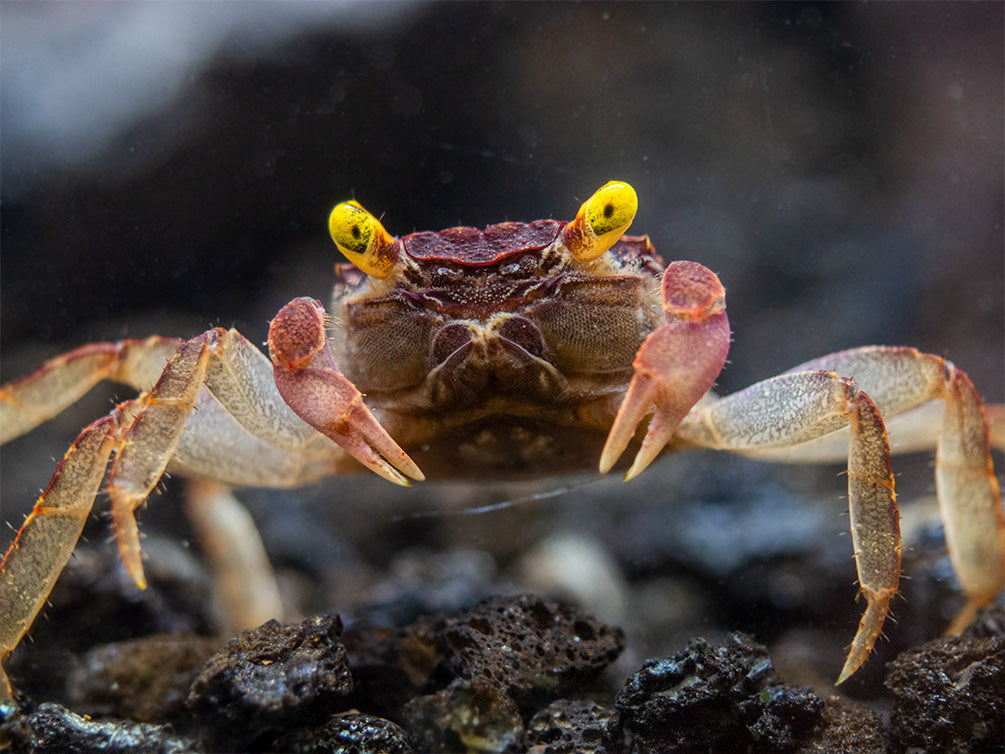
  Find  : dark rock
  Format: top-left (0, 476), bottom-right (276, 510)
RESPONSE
top-left (348, 594), bottom-right (626, 752)
top-left (745, 685), bottom-right (824, 750)
top-left (960, 601), bottom-right (1005, 638)
top-left (66, 633), bottom-right (221, 723)
top-left (794, 697), bottom-right (885, 754)
top-left (525, 699), bottom-right (622, 754)
top-left (276, 711), bottom-right (418, 753)
top-left (187, 614), bottom-right (353, 749)
top-left (433, 594), bottom-right (625, 708)
top-left (615, 633), bottom-right (823, 753)
top-left (0, 700), bottom-right (199, 754)
top-left (885, 604), bottom-right (1005, 754)
top-left (348, 594), bottom-right (626, 706)
top-left (0, 701), bottom-right (32, 752)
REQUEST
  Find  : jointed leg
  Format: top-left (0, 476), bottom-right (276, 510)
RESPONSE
top-left (1, 324), bottom-right (410, 697)
top-left (0, 337), bottom-right (182, 444)
top-left (937, 362), bottom-right (1003, 631)
top-left (0, 336), bottom-right (217, 698)
top-left (679, 370), bottom-right (901, 683)
top-left (0, 401), bottom-right (139, 700)
top-left (106, 336), bottom-right (216, 588)
top-left (678, 346), bottom-right (1003, 682)
top-left (783, 348), bottom-right (1003, 633)
top-left (0, 333), bottom-right (283, 697)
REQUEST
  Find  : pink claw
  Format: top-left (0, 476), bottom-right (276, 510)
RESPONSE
top-left (268, 298), bottom-right (424, 485)
top-left (600, 262), bottom-right (731, 479)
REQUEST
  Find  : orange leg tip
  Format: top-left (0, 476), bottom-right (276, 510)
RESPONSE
top-left (836, 589), bottom-right (894, 684)
top-left (127, 562), bottom-right (148, 591)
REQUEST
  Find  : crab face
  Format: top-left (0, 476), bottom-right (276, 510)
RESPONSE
top-left (326, 183), bottom-right (665, 424)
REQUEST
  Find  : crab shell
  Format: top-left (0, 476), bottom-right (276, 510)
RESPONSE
top-left (326, 219), bottom-right (668, 476)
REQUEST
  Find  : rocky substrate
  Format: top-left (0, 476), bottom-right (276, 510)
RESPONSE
top-left (2, 590), bottom-right (1001, 753)
top-left (2, 462), bottom-right (1003, 753)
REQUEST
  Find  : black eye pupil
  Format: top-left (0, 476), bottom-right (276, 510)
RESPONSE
top-left (603, 202), bottom-right (615, 219)
top-left (352, 225), bottom-right (361, 240)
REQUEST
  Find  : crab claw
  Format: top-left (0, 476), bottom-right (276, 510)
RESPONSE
top-left (268, 297), bottom-right (423, 486)
top-left (600, 262), bottom-right (730, 479)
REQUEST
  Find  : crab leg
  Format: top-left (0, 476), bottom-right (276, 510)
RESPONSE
top-left (0, 402), bottom-right (138, 701)
top-left (0, 337), bottom-right (183, 444)
top-left (699, 348), bottom-right (1005, 635)
top-left (184, 480), bottom-right (283, 635)
top-left (679, 369), bottom-right (927, 683)
top-left (268, 297), bottom-right (424, 486)
top-left (103, 325), bottom-right (363, 588)
top-left (989, 403), bottom-right (1005, 450)
top-left (1, 326), bottom-right (368, 696)
top-left (782, 348), bottom-right (1003, 633)
top-left (172, 330), bottom-right (344, 486)
top-left (599, 261), bottom-right (730, 479)
top-left (105, 336), bottom-right (216, 588)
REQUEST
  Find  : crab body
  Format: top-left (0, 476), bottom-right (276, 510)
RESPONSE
top-left (1, 181), bottom-right (1002, 700)
top-left (329, 220), bottom-right (666, 475)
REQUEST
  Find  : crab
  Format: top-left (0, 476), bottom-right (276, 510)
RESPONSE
top-left (1, 181), bottom-right (1003, 698)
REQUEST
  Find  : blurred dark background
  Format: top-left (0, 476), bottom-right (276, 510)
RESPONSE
top-left (3, 3), bottom-right (1001, 389)
top-left (2, 1), bottom-right (1002, 694)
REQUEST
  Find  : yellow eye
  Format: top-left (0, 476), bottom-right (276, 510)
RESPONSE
top-left (562, 181), bottom-right (638, 262)
top-left (328, 200), bottom-right (400, 279)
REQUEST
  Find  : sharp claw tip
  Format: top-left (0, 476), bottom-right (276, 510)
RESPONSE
top-left (598, 445), bottom-right (623, 475)
top-left (125, 562), bottom-right (147, 590)
top-left (386, 465), bottom-right (423, 487)
top-left (624, 451), bottom-right (657, 482)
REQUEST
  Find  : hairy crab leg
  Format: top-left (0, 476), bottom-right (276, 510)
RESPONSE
top-left (599, 261), bottom-right (730, 479)
top-left (678, 370), bottom-right (901, 683)
top-left (797, 349), bottom-right (1003, 633)
top-left (103, 327), bottom-right (337, 588)
top-left (45, 328), bottom-right (303, 592)
top-left (0, 337), bottom-right (183, 444)
top-left (1, 325), bottom-right (371, 698)
top-left (753, 347), bottom-right (1004, 633)
top-left (938, 367), bottom-right (1003, 630)
top-left (0, 402), bottom-right (139, 701)
top-left (268, 297), bottom-right (424, 486)
top-left (107, 337), bottom-right (215, 588)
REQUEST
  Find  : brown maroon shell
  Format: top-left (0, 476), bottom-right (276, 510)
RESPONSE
top-left (401, 219), bottom-right (563, 265)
